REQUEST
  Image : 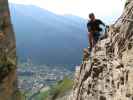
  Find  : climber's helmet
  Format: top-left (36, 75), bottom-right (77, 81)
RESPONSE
top-left (89, 13), bottom-right (95, 21)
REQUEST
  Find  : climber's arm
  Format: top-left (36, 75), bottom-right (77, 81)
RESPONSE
top-left (98, 19), bottom-right (106, 26)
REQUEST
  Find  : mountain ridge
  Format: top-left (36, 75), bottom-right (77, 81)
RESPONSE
top-left (9, 3), bottom-right (88, 65)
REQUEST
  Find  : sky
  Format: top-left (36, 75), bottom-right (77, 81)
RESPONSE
top-left (9, 0), bottom-right (126, 23)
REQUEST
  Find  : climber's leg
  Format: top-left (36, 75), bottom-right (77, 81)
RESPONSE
top-left (88, 32), bottom-right (94, 51)
top-left (93, 32), bottom-right (100, 47)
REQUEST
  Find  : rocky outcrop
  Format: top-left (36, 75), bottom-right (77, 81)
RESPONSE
top-left (0, 0), bottom-right (19, 100)
top-left (71, 0), bottom-right (133, 100)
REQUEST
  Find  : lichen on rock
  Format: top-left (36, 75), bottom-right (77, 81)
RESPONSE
top-left (0, 0), bottom-right (19, 100)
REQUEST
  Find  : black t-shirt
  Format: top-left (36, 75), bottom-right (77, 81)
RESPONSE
top-left (87, 19), bottom-right (105, 32)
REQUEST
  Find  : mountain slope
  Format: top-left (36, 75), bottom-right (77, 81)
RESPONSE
top-left (9, 4), bottom-right (88, 65)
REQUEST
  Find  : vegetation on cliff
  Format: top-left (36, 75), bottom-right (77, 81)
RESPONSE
top-left (34, 77), bottom-right (73, 100)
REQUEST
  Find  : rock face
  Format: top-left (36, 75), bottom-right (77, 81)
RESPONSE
top-left (0, 0), bottom-right (18, 100)
top-left (71, 1), bottom-right (133, 100)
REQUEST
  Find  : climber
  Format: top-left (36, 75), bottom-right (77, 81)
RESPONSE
top-left (87, 13), bottom-right (105, 52)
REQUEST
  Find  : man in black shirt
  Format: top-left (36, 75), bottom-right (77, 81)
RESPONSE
top-left (87, 13), bottom-right (105, 51)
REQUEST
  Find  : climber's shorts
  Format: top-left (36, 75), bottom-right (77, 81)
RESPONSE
top-left (93, 32), bottom-right (100, 44)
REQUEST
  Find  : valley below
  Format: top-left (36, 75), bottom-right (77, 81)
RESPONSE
top-left (17, 63), bottom-right (74, 99)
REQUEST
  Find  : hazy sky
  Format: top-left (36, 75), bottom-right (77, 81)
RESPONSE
top-left (9, 0), bottom-right (126, 23)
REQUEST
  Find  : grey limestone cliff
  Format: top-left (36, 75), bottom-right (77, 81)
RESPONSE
top-left (70, 0), bottom-right (133, 100)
